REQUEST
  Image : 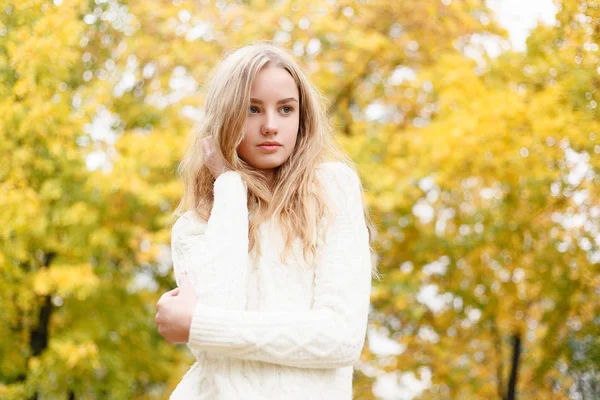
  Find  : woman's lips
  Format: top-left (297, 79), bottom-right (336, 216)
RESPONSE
top-left (257, 143), bottom-right (281, 152)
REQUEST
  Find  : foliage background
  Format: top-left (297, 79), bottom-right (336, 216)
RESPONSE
top-left (1, 0), bottom-right (598, 399)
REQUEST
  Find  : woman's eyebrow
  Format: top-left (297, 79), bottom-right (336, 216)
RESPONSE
top-left (250, 97), bottom-right (299, 105)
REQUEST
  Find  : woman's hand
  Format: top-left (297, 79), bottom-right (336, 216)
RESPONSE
top-left (155, 272), bottom-right (198, 344)
top-left (202, 136), bottom-right (230, 179)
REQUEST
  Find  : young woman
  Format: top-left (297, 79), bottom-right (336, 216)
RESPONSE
top-left (155, 43), bottom-right (374, 399)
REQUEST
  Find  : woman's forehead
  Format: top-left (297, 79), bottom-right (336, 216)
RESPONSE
top-left (250, 67), bottom-right (298, 100)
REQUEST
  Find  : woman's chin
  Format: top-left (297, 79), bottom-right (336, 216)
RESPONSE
top-left (247, 157), bottom-right (288, 171)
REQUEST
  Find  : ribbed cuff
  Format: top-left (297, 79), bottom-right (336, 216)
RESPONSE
top-left (187, 303), bottom-right (239, 350)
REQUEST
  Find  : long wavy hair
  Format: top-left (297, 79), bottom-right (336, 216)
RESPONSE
top-left (175, 42), bottom-right (366, 265)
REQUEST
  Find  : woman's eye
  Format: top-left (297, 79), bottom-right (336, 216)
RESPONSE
top-left (280, 106), bottom-right (293, 114)
top-left (249, 106), bottom-right (260, 114)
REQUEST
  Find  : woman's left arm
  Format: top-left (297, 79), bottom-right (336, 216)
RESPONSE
top-left (186, 163), bottom-right (373, 369)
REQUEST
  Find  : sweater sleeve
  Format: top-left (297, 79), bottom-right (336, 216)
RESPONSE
top-left (186, 162), bottom-right (373, 369)
top-left (170, 171), bottom-right (249, 310)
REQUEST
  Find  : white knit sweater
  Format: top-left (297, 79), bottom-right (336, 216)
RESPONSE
top-left (169, 162), bottom-right (372, 400)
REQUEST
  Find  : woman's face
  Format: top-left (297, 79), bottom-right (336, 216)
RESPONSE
top-left (237, 66), bottom-right (300, 177)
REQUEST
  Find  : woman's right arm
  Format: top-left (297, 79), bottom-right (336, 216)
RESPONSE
top-left (171, 171), bottom-right (249, 310)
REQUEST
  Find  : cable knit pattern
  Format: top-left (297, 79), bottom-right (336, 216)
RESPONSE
top-left (169, 162), bottom-right (372, 400)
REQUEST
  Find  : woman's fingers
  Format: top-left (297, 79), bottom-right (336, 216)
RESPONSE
top-left (157, 288), bottom-right (179, 311)
top-left (202, 136), bottom-right (215, 156)
top-left (201, 136), bottom-right (228, 178)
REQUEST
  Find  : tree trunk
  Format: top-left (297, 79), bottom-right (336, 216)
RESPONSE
top-left (506, 332), bottom-right (522, 400)
top-left (30, 294), bottom-right (53, 357)
top-left (28, 252), bottom-right (56, 400)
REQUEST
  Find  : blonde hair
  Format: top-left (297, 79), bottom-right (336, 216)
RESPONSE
top-left (175, 42), bottom-right (369, 266)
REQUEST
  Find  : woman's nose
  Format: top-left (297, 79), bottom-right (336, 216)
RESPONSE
top-left (261, 111), bottom-right (278, 135)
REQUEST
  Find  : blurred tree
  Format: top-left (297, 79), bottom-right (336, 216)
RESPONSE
top-left (0, 1), bottom-right (186, 398)
top-left (359, 0), bottom-right (599, 398)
